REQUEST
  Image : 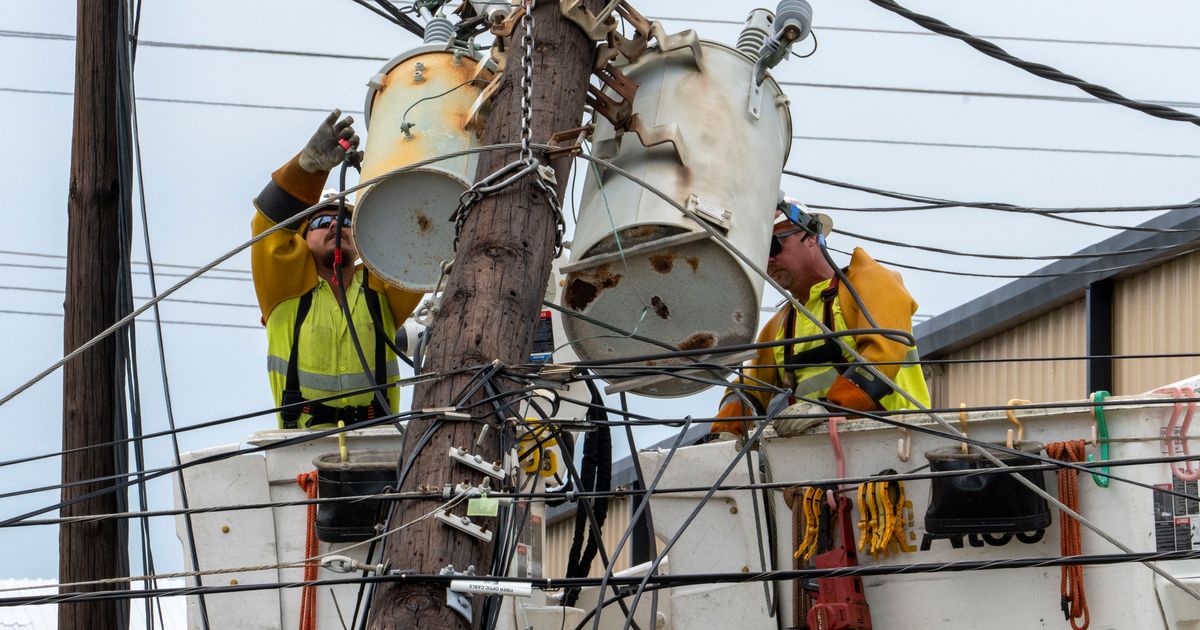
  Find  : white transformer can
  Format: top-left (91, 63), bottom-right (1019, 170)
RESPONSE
top-left (561, 37), bottom-right (793, 398)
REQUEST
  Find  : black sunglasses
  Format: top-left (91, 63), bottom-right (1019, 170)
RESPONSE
top-left (769, 227), bottom-right (809, 257)
top-left (307, 214), bottom-right (353, 231)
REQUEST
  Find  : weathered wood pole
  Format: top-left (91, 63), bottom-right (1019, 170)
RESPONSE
top-left (368, 1), bottom-right (601, 627)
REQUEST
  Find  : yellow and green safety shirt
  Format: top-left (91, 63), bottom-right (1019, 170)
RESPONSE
top-left (251, 154), bottom-right (423, 429)
top-left (714, 248), bottom-right (929, 429)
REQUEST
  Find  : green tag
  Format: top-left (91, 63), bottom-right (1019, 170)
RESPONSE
top-left (467, 496), bottom-right (499, 517)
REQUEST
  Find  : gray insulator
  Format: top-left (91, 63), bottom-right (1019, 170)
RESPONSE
top-left (774, 0), bottom-right (813, 42)
top-left (737, 8), bottom-right (774, 58)
top-left (423, 16), bottom-right (456, 44)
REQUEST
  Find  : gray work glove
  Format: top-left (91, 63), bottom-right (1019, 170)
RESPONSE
top-left (298, 109), bottom-right (360, 173)
top-left (772, 401), bottom-right (827, 437)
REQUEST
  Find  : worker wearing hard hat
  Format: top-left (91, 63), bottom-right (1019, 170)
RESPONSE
top-left (251, 110), bottom-right (423, 429)
top-left (710, 199), bottom-right (930, 436)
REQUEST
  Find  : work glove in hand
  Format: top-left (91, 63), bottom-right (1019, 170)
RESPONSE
top-left (772, 401), bottom-right (827, 437)
top-left (299, 109), bottom-right (360, 173)
top-left (710, 398), bottom-right (754, 437)
top-left (827, 374), bottom-right (881, 415)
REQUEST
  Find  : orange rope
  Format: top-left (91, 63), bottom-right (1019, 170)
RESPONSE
top-left (1047, 440), bottom-right (1090, 630)
top-left (296, 471), bottom-right (320, 630)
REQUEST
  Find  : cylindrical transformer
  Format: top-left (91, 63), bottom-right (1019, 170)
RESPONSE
top-left (561, 39), bottom-right (793, 398)
top-left (355, 45), bottom-right (488, 292)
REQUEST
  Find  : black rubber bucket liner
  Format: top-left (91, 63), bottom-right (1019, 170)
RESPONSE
top-left (923, 441), bottom-right (1052, 535)
top-left (314, 451), bottom-right (399, 543)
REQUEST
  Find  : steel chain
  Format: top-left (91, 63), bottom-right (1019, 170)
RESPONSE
top-left (449, 0), bottom-right (565, 257)
top-left (518, 0), bottom-right (537, 165)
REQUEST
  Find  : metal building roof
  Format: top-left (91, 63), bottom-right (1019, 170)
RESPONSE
top-left (914, 206), bottom-right (1200, 358)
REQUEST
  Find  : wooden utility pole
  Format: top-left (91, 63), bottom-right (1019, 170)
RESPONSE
top-left (59, 1), bottom-right (129, 628)
top-left (368, 1), bottom-right (602, 627)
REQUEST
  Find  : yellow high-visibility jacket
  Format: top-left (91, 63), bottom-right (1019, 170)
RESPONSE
top-left (712, 248), bottom-right (929, 434)
top-left (251, 154), bottom-right (423, 429)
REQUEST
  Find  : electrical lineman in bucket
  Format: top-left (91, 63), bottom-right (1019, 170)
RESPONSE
top-left (710, 196), bottom-right (931, 437)
top-left (251, 110), bottom-right (424, 429)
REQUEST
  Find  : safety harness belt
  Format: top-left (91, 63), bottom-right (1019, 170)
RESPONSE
top-left (783, 277), bottom-right (843, 371)
top-left (279, 283), bottom-right (387, 429)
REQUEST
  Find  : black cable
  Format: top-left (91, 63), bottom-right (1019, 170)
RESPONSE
top-left (615, 394), bottom-right (789, 629)
top-left (829, 241), bottom-right (1200, 279)
top-left (332, 160), bottom-right (395, 420)
top-left (14, 547), bottom-right (1200, 608)
top-left (780, 79), bottom-right (1200, 111)
top-left (862, 0), bottom-right (1200, 126)
top-left (784, 169), bottom-right (1200, 218)
top-left (587, 406), bottom-right (688, 630)
top-left (371, 0), bottom-right (427, 38)
top-left (0, 408), bottom-right (434, 527)
top-left (834, 226), bottom-right (1195, 261)
top-left (13, 450), bottom-right (1200, 528)
top-left (126, 23), bottom-right (210, 625)
top-left (565, 329), bottom-right (915, 368)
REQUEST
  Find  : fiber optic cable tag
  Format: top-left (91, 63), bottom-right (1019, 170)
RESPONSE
top-left (467, 495), bottom-right (499, 517)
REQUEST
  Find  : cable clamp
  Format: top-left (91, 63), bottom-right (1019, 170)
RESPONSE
top-left (320, 555), bottom-right (386, 575)
top-left (439, 564), bottom-right (478, 624)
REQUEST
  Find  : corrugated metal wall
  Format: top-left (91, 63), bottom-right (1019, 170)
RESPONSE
top-left (544, 497), bottom-right (635, 578)
top-left (928, 299), bottom-right (1087, 407)
top-left (1114, 251), bottom-right (1200, 394)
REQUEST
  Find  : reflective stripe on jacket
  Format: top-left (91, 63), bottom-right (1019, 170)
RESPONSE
top-left (772, 278), bottom-right (929, 411)
top-left (265, 270), bottom-right (400, 428)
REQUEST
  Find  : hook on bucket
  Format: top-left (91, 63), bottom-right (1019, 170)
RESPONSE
top-left (1156, 387), bottom-right (1199, 481)
top-left (958, 403), bottom-right (969, 455)
top-left (1005, 399), bottom-right (1030, 449)
top-left (828, 416), bottom-right (846, 509)
top-left (1089, 391), bottom-right (1111, 488)
top-left (897, 426), bottom-right (912, 463)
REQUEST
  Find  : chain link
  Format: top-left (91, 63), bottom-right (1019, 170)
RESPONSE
top-left (518, 0), bottom-right (537, 164)
top-left (448, 0), bottom-right (565, 258)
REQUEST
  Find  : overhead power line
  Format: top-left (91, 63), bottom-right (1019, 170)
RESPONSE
top-left (0, 285), bottom-right (257, 309)
top-left (0, 309), bottom-right (259, 330)
top-left (645, 16), bottom-right (1200, 52)
top-left (780, 80), bottom-right (1200, 111)
top-left (0, 29), bottom-right (391, 61)
top-left (0, 248), bottom-right (250, 275)
top-left (861, 0), bottom-right (1200, 126)
top-left (791, 134), bottom-right (1200, 160)
top-left (6, 86), bottom-right (1189, 160)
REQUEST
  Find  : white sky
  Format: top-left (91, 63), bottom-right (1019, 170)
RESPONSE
top-left (0, 0), bottom-right (1197, 578)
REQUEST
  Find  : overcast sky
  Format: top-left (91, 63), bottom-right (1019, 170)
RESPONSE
top-left (0, 0), bottom-right (1197, 579)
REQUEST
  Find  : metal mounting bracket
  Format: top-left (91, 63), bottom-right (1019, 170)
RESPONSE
top-left (439, 565), bottom-right (477, 624)
top-left (449, 445), bottom-right (506, 480)
top-left (436, 510), bottom-right (494, 543)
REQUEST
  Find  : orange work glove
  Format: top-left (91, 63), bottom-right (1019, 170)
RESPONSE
top-left (827, 374), bottom-right (880, 415)
top-left (710, 399), bottom-right (754, 437)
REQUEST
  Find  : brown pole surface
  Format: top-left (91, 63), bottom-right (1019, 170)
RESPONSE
top-left (58, 1), bottom-right (128, 628)
top-left (367, 1), bottom-right (600, 628)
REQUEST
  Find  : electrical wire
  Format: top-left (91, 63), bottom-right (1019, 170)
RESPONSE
top-left (861, 0), bottom-right (1200, 126)
top-left (828, 241), bottom-right (1200, 279)
top-left (791, 133), bottom-right (1200, 160)
top-left (786, 170), bottom-right (1200, 215)
top-left (832, 227), bottom-right (1195, 261)
top-left (0, 309), bottom-right (261, 330)
top-left (643, 15), bottom-right (1200, 52)
top-left (779, 79), bottom-right (1200, 111)
top-left (11, 449), bottom-right (1200, 528)
top-left (9, 547), bottom-right (1200, 608)
top-left (0, 142), bottom-right (536, 411)
top-left (575, 150), bottom-right (1200, 602)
